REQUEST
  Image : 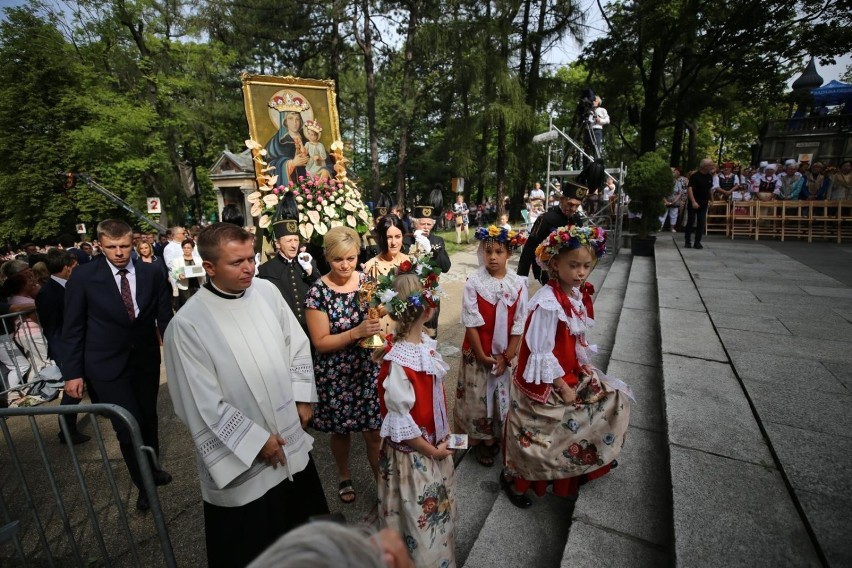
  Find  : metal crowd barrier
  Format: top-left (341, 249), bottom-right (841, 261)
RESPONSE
top-left (0, 399), bottom-right (176, 567)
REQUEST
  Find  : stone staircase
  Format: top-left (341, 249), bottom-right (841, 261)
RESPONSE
top-left (456, 250), bottom-right (673, 567)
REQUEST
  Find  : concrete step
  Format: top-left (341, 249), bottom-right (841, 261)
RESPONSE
top-left (561, 255), bottom-right (673, 567)
top-left (456, 252), bottom-right (631, 567)
top-left (653, 236), bottom-right (821, 566)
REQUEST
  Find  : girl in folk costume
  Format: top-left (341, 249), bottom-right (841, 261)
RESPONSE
top-left (374, 258), bottom-right (457, 568)
top-left (455, 226), bottom-right (528, 467)
top-left (502, 225), bottom-right (633, 508)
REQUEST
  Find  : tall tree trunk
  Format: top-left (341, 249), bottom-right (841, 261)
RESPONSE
top-left (495, 23), bottom-right (510, 218)
top-left (330, 0), bottom-right (341, 119)
top-left (395, 0), bottom-right (419, 207)
top-left (354, 0), bottom-right (380, 201)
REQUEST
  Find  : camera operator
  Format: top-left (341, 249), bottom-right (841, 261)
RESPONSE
top-left (588, 96), bottom-right (609, 157)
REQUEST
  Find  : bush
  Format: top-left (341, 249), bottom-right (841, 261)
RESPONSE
top-left (623, 153), bottom-right (673, 237)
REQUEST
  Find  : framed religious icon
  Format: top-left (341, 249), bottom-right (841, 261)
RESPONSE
top-left (241, 74), bottom-right (342, 187)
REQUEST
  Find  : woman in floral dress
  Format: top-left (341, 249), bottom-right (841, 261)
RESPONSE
top-left (305, 227), bottom-right (383, 504)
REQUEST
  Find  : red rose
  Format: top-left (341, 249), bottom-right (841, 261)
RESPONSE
top-left (427, 273), bottom-right (438, 282)
top-left (568, 443), bottom-right (581, 457)
top-left (422, 497), bottom-right (438, 514)
top-left (399, 260), bottom-right (413, 272)
top-left (519, 434), bottom-right (531, 448)
top-left (582, 451), bottom-right (597, 465)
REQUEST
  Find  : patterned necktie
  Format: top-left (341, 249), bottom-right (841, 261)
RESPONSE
top-left (118, 268), bottom-right (136, 321)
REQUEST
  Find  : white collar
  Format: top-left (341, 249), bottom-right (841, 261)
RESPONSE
top-left (384, 335), bottom-right (449, 379)
top-left (50, 275), bottom-right (68, 287)
top-left (467, 267), bottom-right (523, 305)
top-left (106, 259), bottom-right (134, 275)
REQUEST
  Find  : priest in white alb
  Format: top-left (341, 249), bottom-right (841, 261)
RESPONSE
top-left (164, 223), bottom-right (329, 568)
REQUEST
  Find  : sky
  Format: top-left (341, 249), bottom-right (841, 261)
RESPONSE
top-left (1, 0), bottom-right (847, 84)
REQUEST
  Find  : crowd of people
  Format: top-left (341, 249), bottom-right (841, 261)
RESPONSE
top-left (656, 158), bottom-right (852, 247)
top-left (0, 183), bottom-right (634, 567)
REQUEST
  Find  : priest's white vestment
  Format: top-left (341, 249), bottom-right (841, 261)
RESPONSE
top-left (164, 279), bottom-right (317, 507)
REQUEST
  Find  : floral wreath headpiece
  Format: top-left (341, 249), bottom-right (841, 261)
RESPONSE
top-left (371, 255), bottom-right (445, 319)
top-left (304, 119), bottom-right (323, 134)
top-left (534, 225), bottom-right (606, 269)
top-left (474, 225), bottom-right (528, 250)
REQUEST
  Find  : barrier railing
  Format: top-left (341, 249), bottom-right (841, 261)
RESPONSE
top-left (0, 401), bottom-right (176, 567)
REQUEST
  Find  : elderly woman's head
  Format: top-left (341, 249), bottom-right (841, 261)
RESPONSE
top-left (375, 214), bottom-right (406, 257)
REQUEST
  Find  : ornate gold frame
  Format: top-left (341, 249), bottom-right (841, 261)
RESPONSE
top-left (240, 73), bottom-right (341, 183)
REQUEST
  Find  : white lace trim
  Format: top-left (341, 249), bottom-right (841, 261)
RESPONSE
top-left (380, 412), bottom-right (421, 443)
top-left (461, 308), bottom-right (486, 328)
top-left (467, 267), bottom-right (524, 304)
top-left (522, 352), bottom-right (565, 385)
top-left (527, 285), bottom-right (594, 335)
top-left (383, 335), bottom-right (449, 379)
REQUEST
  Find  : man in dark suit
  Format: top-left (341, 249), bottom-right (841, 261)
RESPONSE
top-left (35, 249), bottom-right (90, 445)
top-left (405, 205), bottom-right (452, 338)
top-left (63, 219), bottom-right (174, 511)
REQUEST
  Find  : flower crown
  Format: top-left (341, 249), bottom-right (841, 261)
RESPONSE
top-left (474, 225), bottom-right (528, 250)
top-left (371, 255), bottom-right (445, 319)
top-left (304, 119), bottom-right (323, 134)
top-left (535, 225), bottom-right (606, 269)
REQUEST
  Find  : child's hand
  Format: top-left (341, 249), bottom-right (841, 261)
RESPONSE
top-left (479, 354), bottom-right (498, 367)
top-left (432, 440), bottom-right (454, 460)
top-left (556, 385), bottom-right (576, 405)
top-left (493, 355), bottom-right (508, 376)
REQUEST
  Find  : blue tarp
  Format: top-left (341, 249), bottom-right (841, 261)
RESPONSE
top-left (811, 80), bottom-right (852, 106)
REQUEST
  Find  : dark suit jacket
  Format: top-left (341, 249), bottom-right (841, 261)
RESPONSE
top-left (35, 278), bottom-right (66, 367)
top-left (62, 257), bottom-right (173, 382)
top-left (257, 253), bottom-right (318, 334)
top-left (403, 234), bottom-right (452, 274)
top-left (517, 207), bottom-right (583, 278)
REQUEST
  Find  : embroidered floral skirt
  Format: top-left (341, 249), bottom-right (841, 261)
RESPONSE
top-left (378, 441), bottom-right (457, 568)
top-left (454, 353), bottom-right (509, 442)
top-left (504, 368), bottom-right (630, 483)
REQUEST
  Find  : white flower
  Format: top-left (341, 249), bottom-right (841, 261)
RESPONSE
top-left (247, 191), bottom-right (262, 204)
top-left (250, 203), bottom-right (263, 217)
top-left (316, 222), bottom-right (328, 235)
top-left (346, 214), bottom-right (356, 228)
top-left (330, 140), bottom-right (344, 152)
top-left (296, 195), bottom-right (304, 203)
top-left (307, 210), bottom-right (320, 225)
top-left (300, 223), bottom-right (314, 240)
top-left (330, 219), bottom-right (342, 228)
top-left (262, 194), bottom-right (279, 207)
top-left (245, 139), bottom-right (263, 151)
top-left (324, 205), bottom-right (336, 218)
top-left (357, 209), bottom-right (369, 222)
top-left (258, 214), bottom-right (271, 228)
top-left (379, 289), bottom-right (398, 304)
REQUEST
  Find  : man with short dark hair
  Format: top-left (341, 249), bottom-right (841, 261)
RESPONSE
top-left (36, 249), bottom-right (88, 444)
top-left (63, 219), bottom-right (174, 511)
top-left (685, 158), bottom-right (715, 250)
top-left (165, 223), bottom-right (327, 567)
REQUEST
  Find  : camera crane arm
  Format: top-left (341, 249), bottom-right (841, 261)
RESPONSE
top-left (59, 172), bottom-right (168, 233)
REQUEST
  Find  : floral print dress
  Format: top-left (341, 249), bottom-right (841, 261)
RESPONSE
top-left (377, 336), bottom-right (457, 568)
top-left (304, 273), bottom-right (381, 433)
top-left (503, 282), bottom-right (632, 497)
top-left (455, 267), bottom-right (527, 441)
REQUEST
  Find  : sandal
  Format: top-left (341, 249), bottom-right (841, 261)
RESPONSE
top-left (338, 480), bottom-right (356, 504)
top-left (475, 444), bottom-right (495, 467)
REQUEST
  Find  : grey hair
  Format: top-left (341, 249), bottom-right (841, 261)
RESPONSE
top-left (247, 522), bottom-right (386, 568)
top-left (0, 259), bottom-right (30, 285)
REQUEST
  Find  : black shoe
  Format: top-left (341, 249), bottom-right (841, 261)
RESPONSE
top-left (136, 493), bottom-right (150, 512)
top-left (152, 469), bottom-right (173, 486)
top-left (694, 243), bottom-right (703, 250)
top-left (58, 431), bottom-right (91, 445)
top-left (500, 470), bottom-right (532, 509)
top-left (684, 242), bottom-right (692, 248)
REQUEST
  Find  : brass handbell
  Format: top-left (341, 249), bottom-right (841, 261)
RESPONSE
top-left (358, 268), bottom-right (385, 349)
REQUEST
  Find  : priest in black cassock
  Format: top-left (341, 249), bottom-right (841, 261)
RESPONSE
top-left (517, 180), bottom-right (588, 283)
top-left (257, 192), bottom-right (319, 336)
